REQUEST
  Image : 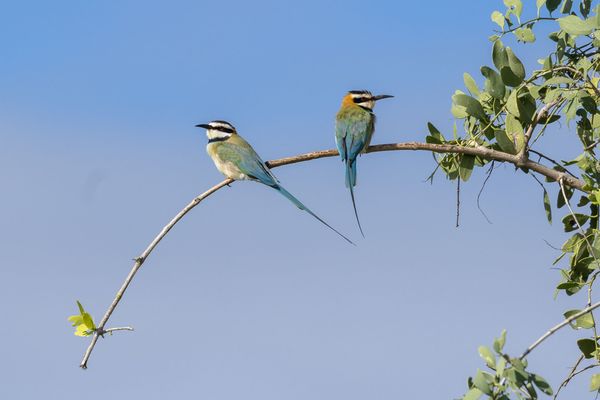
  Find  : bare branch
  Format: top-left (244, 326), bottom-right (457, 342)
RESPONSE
top-left (102, 327), bottom-right (134, 335)
top-left (520, 300), bottom-right (600, 360)
top-left (79, 141), bottom-right (588, 369)
top-left (477, 161), bottom-right (495, 224)
top-left (456, 178), bottom-right (461, 228)
top-left (554, 355), bottom-right (584, 400)
top-left (79, 178), bottom-right (233, 368)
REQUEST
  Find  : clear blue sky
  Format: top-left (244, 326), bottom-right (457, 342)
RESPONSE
top-left (0, 1), bottom-right (591, 399)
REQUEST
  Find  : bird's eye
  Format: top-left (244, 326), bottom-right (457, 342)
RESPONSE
top-left (212, 126), bottom-right (234, 133)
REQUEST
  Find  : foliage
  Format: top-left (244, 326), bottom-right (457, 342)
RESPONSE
top-left (462, 331), bottom-right (553, 400)
top-left (68, 301), bottom-right (96, 337)
top-left (430, 1), bottom-right (600, 398)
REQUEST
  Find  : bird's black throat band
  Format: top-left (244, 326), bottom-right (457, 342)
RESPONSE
top-left (208, 136), bottom-right (229, 143)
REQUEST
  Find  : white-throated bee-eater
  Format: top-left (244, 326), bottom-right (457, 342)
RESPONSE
top-left (335, 90), bottom-right (393, 237)
top-left (196, 120), bottom-right (354, 245)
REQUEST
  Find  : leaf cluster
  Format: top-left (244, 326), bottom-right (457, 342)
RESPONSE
top-left (450, 1), bottom-right (600, 398)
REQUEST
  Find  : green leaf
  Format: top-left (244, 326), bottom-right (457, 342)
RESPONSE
top-left (459, 155), bottom-right (475, 182)
top-left (532, 374), bottom-right (553, 396)
top-left (564, 309), bottom-right (595, 329)
top-left (463, 72), bottom-right (481, 98)
top-left (74, 324), bottom-right (91, 337)
top-left (542, 76), bottom-right (573, 87)
top-left (481, 66), bottom-right (506, 100)
top-left (491, 11), bottom-right (505, 29)
top-left (536, 0), bottom-right (546, 14)
top-left (77, 300), bottom-right (85, 315)
top-left (426, 122), bottom-right (445, 144)
top-left (558, 15), bottom-right (594, 36)
top-left (500, 47), bottom-right (525, 87)
top-left (546, 0), bottom-right (561, 12)
top-left (577, 338), bottom-right (597, 358)
top-left (68, 315), bottom-right (83, 327)
top-left (478, 345), bottom-right (496, 368)
top-left (506, 90), bottom-right (520, 117)
top-left (514, 27), bottom-right (536, 42)
top-left (492, 40), bottom-right (508, 70)
top-left (562, 213), bottom-right (590, 232)
top-left (557, 281), bottom-right (581, 289)
top-left (452, 93), bottom-right (488, 121)
top-left (473, 369), bottom-right (492, 395)
top-left (496, 357), bottom-right (506, 377)
top-left (506, 366), bottom-right (529, 386)
top-left (82, 312), bottom-right (96, 331)
top-left (581, 0), bottom-right (592, 17)
top-left (493, 329), bottom-right (507, 353)
top-left (590, 373), bottom-right (600, 391)
top-left (463, 387), bottom-right (483, 400)
top-left (557, 184), bottom-right (574, 208)
top-left (561, 0), bottom-right (573, 13)
top-left (505, 113), bottom-right (524, 152)
top-left (543, 188), bottom-right (552, 224)
top-left (68, 300), bottom-right (96, 337)
top-left (504, 0), bottom-right (523, 21)
top-left (506, 89), bottom-right (536, 123)
top-left (495, 129), bottom-right (517, 154)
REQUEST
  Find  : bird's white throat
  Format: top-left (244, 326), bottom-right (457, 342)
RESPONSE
top-left (206, 129), bottom-right (232, 141)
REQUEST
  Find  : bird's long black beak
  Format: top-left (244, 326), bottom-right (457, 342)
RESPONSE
top-left (195, 123), bottom-right (211, 129)
top-left (373, 94), bottom-right (394, 101)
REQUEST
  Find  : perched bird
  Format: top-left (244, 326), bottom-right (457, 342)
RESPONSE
top-left (196, 120), bottom-right (354, 244)
top-left (335, 90), bottom-right (393, 237)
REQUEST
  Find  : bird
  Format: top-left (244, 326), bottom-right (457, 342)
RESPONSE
top-left (196, 120), bottom-right (354, 245)
top-left (335, 90), bottom-right (393, 237)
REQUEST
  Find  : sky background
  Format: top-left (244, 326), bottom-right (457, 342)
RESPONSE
top-left (0, 0), bottom-right (594, 399)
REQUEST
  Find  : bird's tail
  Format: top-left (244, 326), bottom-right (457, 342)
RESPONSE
top-left (345, 159), bottom-right (364, 237)
top-left (273, 184), bottom-right (354, 245)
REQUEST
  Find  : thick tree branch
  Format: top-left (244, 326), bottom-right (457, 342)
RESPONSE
top-left (79, 141), bottom-right (587, 369)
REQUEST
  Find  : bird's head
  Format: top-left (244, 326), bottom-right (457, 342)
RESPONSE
top-left (195, 120), bottom-right (237, 142)
top-left (343, 90), bottom-right (393, 111)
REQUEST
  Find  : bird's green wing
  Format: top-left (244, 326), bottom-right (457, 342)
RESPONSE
top-left (335, 108), bottom-right (374, 162)
top-left (215, 137), bottom-right (279, 186)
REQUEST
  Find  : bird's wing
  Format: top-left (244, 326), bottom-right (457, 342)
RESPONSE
top-left (335, 118), bottom-right (349, 162)
top-left (336, 112), bottom-right (373, 162)
top-left (216, 137), bottom-right (279, 186)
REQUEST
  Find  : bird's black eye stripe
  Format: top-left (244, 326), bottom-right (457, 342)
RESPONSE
top-left (352, 96), bottom-right (372, 103)
top-left (211, 126), bottom-right (234, 133)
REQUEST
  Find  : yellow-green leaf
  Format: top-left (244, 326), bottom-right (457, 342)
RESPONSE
top-left (564, 309), bottom-right (595, 329)
top-left (463, 72), bottom-right (481, 97)
top-left (591, 373), bottom-right (600, 391)
top-left (74, 324), bottom-right (92, 337)
top-left (478, 345), bottom-right (496, 368)
top-left (558, 15), bottom-right (594, 36)
top-left (504, 0), bottom-right (523, 22)
top-left (514, 27), bottom-right (535, 42)
top-left (491, 11), bottom-right (505, 29)
top-left (536, 0), bottom-right (546, 15)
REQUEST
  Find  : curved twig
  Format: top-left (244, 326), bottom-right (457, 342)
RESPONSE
top-left (520, 300), bottom-right (600, 360)
top-left (79, 141), bottom-right (587, 369)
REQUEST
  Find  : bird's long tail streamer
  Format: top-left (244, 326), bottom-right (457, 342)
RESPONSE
top-left (345, 160), bottom-right (365, 237)
top-left (274, 185), bottom-right (355, 245)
